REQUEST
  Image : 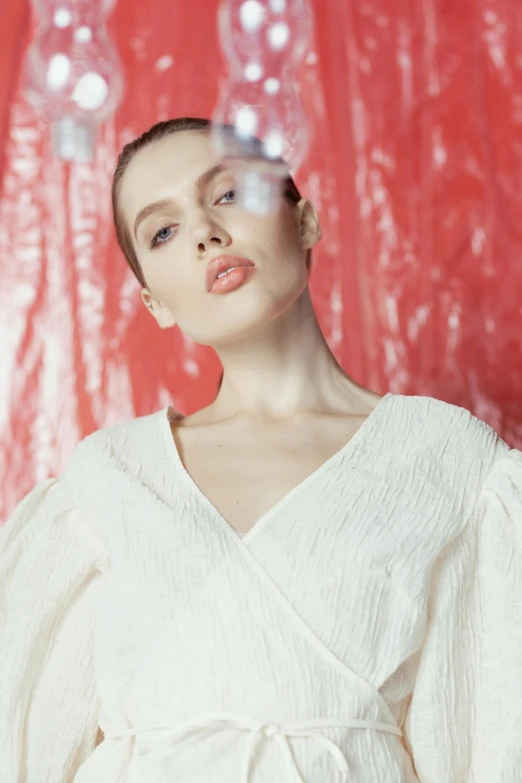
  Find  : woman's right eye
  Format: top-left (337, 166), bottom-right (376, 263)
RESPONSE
top-left (150, 226), bottom-right (175, 249)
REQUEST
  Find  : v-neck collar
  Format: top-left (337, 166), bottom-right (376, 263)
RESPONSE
top-left (159, 392), bottom-right (395, 545)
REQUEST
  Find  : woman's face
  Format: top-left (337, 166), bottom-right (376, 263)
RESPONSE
top-left (118, 131), bottom-right (321, 346)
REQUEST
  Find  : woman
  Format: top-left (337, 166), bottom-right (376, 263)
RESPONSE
top-left (1, 116), bottom-right (521, 783)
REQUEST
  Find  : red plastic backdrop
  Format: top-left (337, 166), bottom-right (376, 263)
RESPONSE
top-left (1, 0), bottom-right (522, 521)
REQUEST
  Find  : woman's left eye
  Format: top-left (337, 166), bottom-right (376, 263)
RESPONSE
top-left (150, 226), bottom-right (174, 249)
top-left (218, 189), bottom-right (236, 204)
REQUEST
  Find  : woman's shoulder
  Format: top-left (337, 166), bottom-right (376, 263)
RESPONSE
top-left (61, 406), bottom-right (170, 486)
top-left (385, 392), bottom-right (507, 469)
top-left (78, 405), bottom-right (169, 446)
top-left (392, 392), bottom-right (499, 434)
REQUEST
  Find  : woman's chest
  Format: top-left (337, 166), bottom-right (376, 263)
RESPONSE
top-left (93, 463), bottom-right (446, 716)
top-left (170, 416), bottom-right (368, 534)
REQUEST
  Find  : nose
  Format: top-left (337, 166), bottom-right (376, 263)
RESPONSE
top-left (191, 209), bottom-right (232, 256)
top-left (197, 234), bottom-right (227, 255)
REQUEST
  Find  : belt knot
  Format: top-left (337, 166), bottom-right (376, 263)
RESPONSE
top-left (105, 710), bottom-right (403, 783)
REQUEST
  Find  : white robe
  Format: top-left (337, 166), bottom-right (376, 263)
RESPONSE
top-left (1, 392), bottom-right (522, 782)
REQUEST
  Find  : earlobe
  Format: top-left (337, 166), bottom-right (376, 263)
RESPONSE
top-left (141, 291), bottom-right (176, 328)
top-left (299, 200), bottom-right (322, 249)
top-left (155, 302), bottom-right (176, 329)
top-left (156, 306), bottom-right (176, 329)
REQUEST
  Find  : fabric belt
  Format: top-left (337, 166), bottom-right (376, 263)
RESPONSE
top-left (106, 710), bottom-right (403, 783)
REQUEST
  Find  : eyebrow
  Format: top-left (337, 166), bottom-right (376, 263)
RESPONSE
top-left (133, 163), bottom-right (228, 241)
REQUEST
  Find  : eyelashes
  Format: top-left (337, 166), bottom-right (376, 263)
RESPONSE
top-left (149, 189), bottom-right (237, 250)
top-left (150, 226), bottom-right (173, 249)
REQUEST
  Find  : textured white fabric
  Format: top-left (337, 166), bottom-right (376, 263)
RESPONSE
top-left (1, 392), bottom-right (522, 783)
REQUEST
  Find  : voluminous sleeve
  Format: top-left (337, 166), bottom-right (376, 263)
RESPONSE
top-left (402, 447), bottom-right (522, 782)
top-left (0, 477), bottom-right (109, 783)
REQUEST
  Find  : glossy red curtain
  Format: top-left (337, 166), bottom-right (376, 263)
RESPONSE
top-left (2, 0), bottom-right (522, 521)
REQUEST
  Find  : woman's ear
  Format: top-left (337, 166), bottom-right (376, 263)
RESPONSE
top-left (297, 198), bottom-right (322, 251)
top-left (140, 289), bottom-right (176, 329)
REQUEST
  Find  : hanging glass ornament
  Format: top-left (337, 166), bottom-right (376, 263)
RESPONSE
top-left (22, 0), bottom-right (125, 163)
top-left (212, 0), bottom-right (314, 215)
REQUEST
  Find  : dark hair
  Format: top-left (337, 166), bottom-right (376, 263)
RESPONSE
top-left (111, 116), bottom-right (311, 393)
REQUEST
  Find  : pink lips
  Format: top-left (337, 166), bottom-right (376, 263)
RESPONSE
top-left (205, 255), bottom-right (255, 293)
top-left (209, 265), bottom-right (256, 295)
